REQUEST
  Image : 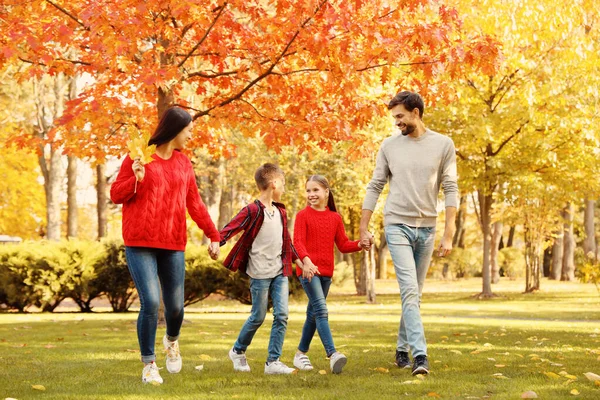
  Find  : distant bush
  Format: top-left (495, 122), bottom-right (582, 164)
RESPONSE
top-left (430, 248), bottom-right (481, 279)
top-left (498, 247), bottom-right (525, 279)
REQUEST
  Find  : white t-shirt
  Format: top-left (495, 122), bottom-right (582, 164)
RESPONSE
top-left (246, 207), bottom-right (283, 279)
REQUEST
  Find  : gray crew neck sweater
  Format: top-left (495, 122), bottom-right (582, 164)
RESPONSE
top-left (362, 128), bottom-right (458, 228)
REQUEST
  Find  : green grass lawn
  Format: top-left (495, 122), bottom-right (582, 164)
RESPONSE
top-left (1, 278), bottom-right (599, 399)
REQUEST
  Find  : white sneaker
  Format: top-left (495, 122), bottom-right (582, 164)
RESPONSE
top-left (229, 348), bottom-right (251, 372)
top-left (142, 362), bottom-right (163, 384)
top-left (293, 352), bottom-right (314, 371)
top-left (163, 335), bottom-right (182, 373)
top-left (329, 352), bottom-right (347, 374)
top-left (264, 360), bottom-right (296, 375)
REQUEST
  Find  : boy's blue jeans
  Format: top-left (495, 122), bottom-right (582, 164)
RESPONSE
top-left (234, 274), bottom-right (289, 362)
top-left (385, 224), bottom-right (435, 358)
top-left (298, 275), bottom-right (335, 357)
top-left (125, 246), bottom-right (185, 363)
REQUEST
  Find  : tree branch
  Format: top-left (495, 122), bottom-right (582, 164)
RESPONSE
top-left (178, 2), bottom-right (227, 67)
top-left (491, 120), bottom-right (529, 156)
top-left (44, 0), bottom-right (88, 30)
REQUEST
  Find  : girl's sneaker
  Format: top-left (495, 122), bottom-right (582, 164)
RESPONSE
top-left (163, 335), bottom-right (182, 373)
top-left (142, 362), bottom-right (163, 385)
top-left (329, 352), bottom-right (347, 374)
top-left (229, 347), bottom-right (251, 372)
top-left (264, 360), bottom-right (296, 374)
top-left (293, 352), bottom-right (314, 371)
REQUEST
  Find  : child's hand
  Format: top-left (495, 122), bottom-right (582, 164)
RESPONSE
top-left (359, 237), bottom-right (372, 251)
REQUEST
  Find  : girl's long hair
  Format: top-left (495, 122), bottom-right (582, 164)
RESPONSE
top-left (306, 175), bottom-right (337, 212)
top-left (148, 106), bottom-right (192, 147)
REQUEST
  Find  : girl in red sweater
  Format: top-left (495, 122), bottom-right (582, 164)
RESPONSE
top-left (110, 107), bottom-right (221, 385)
top-left (293, 175), bottom-right (368, 374)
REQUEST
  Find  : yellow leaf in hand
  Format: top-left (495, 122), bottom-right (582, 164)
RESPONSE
top-left (127, 130), bottom-right (155, 165)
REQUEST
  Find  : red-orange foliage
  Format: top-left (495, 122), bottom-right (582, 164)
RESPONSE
top-left (0, 0), bottom-right (500, 157)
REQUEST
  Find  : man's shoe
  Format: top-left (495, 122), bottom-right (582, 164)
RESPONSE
top-left (293, 352), bottom-right (314, 371)
top-left (395, 350), bottom-right (411, 369)
top-left (412, 355), bottom-right (430, 375)
top-left (163, 335), bottom-right (182, 373)
top-left (329, 352), bottom-right (347, 374)
top-left (264, 360), bottom-right (296, 374)
top-left (142, 362), bottom-right (163, 384)
top-left (229, 347), bottom-right (251, 372)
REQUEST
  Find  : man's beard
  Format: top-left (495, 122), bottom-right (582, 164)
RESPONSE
top-left (400, 124), bottom-right (415, 136)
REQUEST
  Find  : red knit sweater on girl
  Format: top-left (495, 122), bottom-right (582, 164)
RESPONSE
top-left (110, 151), bottom-right (220, 251)
top-left (293, 206), bottom-right (361, 277)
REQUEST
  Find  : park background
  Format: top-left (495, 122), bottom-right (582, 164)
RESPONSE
top-left (1, 0), bottom-right (600, 399)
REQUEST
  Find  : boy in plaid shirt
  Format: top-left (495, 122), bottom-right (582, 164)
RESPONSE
top-left (219, 163), bottom-right (301, 374)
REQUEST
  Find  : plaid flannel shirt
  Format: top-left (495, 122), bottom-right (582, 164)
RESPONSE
top-left (219, 199), bottom-right (299, 277)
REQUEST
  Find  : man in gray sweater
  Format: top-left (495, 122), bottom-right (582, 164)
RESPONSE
top-left (360, 91), bottom-right (458, 376)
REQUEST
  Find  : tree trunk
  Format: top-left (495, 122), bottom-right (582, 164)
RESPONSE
top-left (477, 190), bottom-right (494, 297)
top-left (542, 246), bottom-right (552, 277)
top-left (506, 225), bottom-right (516, 247)
top-left (96, 163), bottom-right (108, 239)
top-left (453, 195), bottom-right (467, 248)
top-left (67, 156), bottom-right (78, 238)
top-left (561, 203), bottom-right (576, 281)
top-left (583, 199), bottom-right (596, 257)
top-left (550, 229), bottom-right (564, 280)
top-left (491, 221), bottom-right (503, 283)
top-left (524, 223), bottom-right (541, 293)
top-left (376, 230), bottom-right (388, 279)
top-left (366, 250), bottom-right (376, 304)
top-left (42, 145), bottom-right (63, 241)
top-left (217, 163), bottom-right (233, 230)
top-left (356, 250), bottom-right (367, 296)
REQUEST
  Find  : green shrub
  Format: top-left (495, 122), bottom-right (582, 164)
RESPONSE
top-left (430, 248), bottom-right (481, 279)
top-left (498, 247), bottom-right (526, 279)
top-left (576, 250), bottom-right (600, 293)
top-left (0, 245), bottom-right (40, 311)
top-left (93, 241), bottom-right (137, 312)
top-left (184, 246), bottom-right (228, 306)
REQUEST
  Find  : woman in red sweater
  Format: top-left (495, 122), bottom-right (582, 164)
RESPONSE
top-left (292, 175), bottom-right (369, 374)
top-left (110, 107), bottom-right (221, 385)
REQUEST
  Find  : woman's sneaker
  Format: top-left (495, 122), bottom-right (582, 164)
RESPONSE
top-left (163, 335), bottom-right (182, 373)
top-left (293, 352), bottom-right (314, 371)
top-left (329, 352), bottom-right (347, 374)
top-left (264, 360), bottom-right (296, 374)
top-left (142, 362), bottom-right (163, 385)
top-left (229, 347), bottom-right (251, 372)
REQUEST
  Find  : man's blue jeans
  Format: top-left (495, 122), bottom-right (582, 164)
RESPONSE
top-left (298, 275), bottom-right (335, 357)
top-left (125, 246), bottom-right (185, 363)
top-left (385, 224), bottom-right (435, 357)
top-left (234, 274), bottom-right (289, 362)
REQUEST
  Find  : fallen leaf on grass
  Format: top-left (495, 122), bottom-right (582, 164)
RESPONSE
top-left (483, 343), bottom-right (493, 347)
top-left (570, 389), bottom-right (580, 395)
top-left (563, 379), bottom-right (576, 386)
top-left (363, 349), bottom-right (370, 353)
top-left (495, 365), bottom-right (506, 368)
top-left (12, 344), bottom-right (26, 348)
top-left (521, 390), bottom-right (537, 398)
top-left (450, 350), bottom-right (462, 355)
top-left (195, 365), bottom-right (204, 371)
top-left (31, 385), bottom-right (46, 391)
top-left (583, 372), bottom-right (600, 382)
top-left (493, 373), bottom-right (509, 379)
top-left (595, 381), bottom-right (600, 387)
top-left (427, 392), bottom-right (441, 398)
top-left (543, 372), bottom-right (561, 380)
top-left (372, 367), bottom-right (389, 373)
top-left (198, 354), bottom-right (215, 361)
top-left (318, 370), bottom-right (327, 375)
top-left (415, 374), bottom-right (426, 380)
top-left (43, 344), bottom-right (56, 349)
top-left (401, 380), bottom-right (423, 385)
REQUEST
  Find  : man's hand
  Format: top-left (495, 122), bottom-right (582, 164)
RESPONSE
top-left (359, 230), bottom-right (374, 251)
top-left (438, 235), bottom-right (452, 257)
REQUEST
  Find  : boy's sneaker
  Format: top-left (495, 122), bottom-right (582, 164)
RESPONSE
top-left (264, 360), bottom-right (296, 375)
top-left (163, 335), bottom-right (182, 373)
top-left (329, 352), bottom-right (347, 374)
top-left (412, 355), bottom-right (430, 375)
top-left (142, 362), bottom-right (163, 385)
top-left (293, 352), bottom-right (314, 371)
top-left (229, 347), bottom-right (251, 372)
top-left (395, 350), bottom-right (411, 369)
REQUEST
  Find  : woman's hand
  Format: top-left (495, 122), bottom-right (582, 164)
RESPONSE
top-left (208, 242), bottom-right (220, 260)
top-left (302, 258), bottom-right (320, 282)
top-left (132, 158), bottom-right (145, 182)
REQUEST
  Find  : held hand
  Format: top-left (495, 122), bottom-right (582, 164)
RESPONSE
top-left (132, 158), bottom-right (145, 182)
top-left (438, 235), bottom-right (453, 257)
top-left (302, 267), bottom-right (314, 282)
top-left (208, 242), bottom-right (220, 260)
top-left (359, 230), bottom-right (374, 251)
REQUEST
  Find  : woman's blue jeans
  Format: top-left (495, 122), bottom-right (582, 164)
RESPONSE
top-left (125, 246), bottom-right (185, 363)
top-left (298, 275), bottom-right (335, 357)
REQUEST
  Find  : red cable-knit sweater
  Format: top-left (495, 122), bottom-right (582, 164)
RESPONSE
top-left (293, 206), bottom-right (361, 277)
top-left (110, 151), bottom-right (220, 251)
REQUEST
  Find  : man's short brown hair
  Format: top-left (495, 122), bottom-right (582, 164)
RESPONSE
top-left (254, 163), bottom-right (284, 191)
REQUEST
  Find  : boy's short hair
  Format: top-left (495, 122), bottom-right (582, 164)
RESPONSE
top-left (255, 163), bottom-right (284, 191)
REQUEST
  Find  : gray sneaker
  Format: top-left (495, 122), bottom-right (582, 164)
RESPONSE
top-left (229, 348), bottom-right (251, 372)
top-left (329, 352), bottom-right (347, 374)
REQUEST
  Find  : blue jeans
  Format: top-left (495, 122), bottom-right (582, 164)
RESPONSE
top-left (234, 274), bottom-right (289, 362)
top-left (298, 275), bottom-right (335, 357)
top-left (125, 246), bottom-right (185, 363)
top-left (385, 224), bottom-right (435, 357)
